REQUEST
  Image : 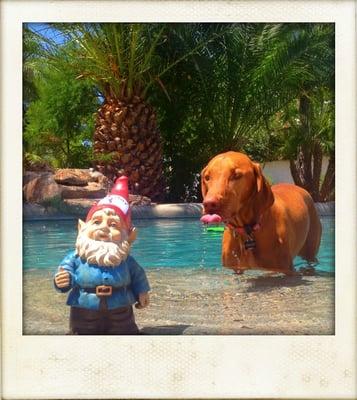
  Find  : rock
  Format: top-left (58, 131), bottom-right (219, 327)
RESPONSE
top-left (129, 194), bottom-right (151, 206)
top-left (54, 169), bottom-right (92, 186)
top-left (88, 169), bottom-right (109, 187)
top-left (23, 156), bottom-right (53, 172)
top-left (23, 171), bottom-right (44, 185)
top-left (54, 168), bottom-right (109, 190)
top-left (23, 172), bottom-right (62, 203)
top-left (23, 169), bottom-right (149, 209)
top-left (61, 182), bottom-right (106, 199)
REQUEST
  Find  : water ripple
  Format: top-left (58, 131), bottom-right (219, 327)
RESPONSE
top-left (23, 217), bottom-right (334, 273)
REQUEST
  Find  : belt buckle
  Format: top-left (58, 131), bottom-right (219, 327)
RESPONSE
top-left (96, 285), bottom-right (112, 297)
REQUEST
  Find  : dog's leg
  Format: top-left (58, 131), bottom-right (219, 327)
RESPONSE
top-left (222, 229), bottom-right (243, 270)
top-left (282, 260), bottom-right (301, 277)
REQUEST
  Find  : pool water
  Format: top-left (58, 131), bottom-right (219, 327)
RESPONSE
top-left (23, 216), bottom-right (334, 273)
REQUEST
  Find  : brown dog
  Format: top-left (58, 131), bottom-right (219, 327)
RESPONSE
top-left (201, 151), bottom-right (322, 275)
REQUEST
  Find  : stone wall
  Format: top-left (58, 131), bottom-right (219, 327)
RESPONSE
top-left (23, 169), bottom-right (109, 204)
top-left (23, 165), bottom-right (334, 220)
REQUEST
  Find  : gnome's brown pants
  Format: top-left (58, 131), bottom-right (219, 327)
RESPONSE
top-left (69, 300), bottom-right (139, 335)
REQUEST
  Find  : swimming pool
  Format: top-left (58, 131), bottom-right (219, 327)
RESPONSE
top-left (23, 216), bottom-right (334, 273)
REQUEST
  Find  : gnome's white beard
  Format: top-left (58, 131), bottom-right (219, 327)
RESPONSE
top-left (75, 233), bottom-right (131, 267)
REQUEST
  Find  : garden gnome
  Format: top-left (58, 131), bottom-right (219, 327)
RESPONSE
top-left (54, 176), bottom-right (150, 335)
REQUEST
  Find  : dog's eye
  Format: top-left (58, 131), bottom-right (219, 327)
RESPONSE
top-left (204, 175), bottom-right (210, 182)
top-left (231, 170), bottom-right (242, 180)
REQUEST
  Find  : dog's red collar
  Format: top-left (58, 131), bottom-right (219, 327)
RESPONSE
top-left (226, 218), bottom-right (262, 236)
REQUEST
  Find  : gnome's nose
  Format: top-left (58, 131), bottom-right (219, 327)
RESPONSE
top-left (95, 226), bottom-right (111, 241)
top-left (99, 225), bottom-right (110, 234)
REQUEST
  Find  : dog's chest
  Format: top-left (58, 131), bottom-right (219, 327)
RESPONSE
top-left (231, 230), bottom-right (279, 268)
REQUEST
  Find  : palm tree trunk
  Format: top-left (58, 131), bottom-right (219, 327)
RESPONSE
top-left (289, 158), bottom-right (304, 187)
top-left (299, 95), bottom-right (313, 192)
top-left (302, 146), bottom-right (313, 192)
top-left (319, 154), bottom-right (335, 202)
top-left (311, 142), bottom-right (323, 201)
top-left (93, 96), bottom-right (165, 201)
top-left (290, 147), bottom-right (309, 190)
top-left (65, 131), bottom-right (71, 167)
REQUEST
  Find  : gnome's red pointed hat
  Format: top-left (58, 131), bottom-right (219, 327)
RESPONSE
top-left (86, 176), bottom-right (132, 228)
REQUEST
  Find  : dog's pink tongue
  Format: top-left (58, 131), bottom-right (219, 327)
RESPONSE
top-left (200, 214), bottom-right (222, 224)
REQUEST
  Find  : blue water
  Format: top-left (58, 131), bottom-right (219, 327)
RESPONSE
top-left (23, 217), bottom-right (334, 273)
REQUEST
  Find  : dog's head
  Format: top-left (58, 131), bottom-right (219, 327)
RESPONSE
top-left (201, 151), bottom-right (274, 222)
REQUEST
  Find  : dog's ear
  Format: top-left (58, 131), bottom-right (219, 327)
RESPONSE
top-left (253, 162), bottom-right (274, 214)
top-left (201, 166), bottom-right (208, 197)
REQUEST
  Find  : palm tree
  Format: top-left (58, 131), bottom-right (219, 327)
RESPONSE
top-left (277, 87), bottom-right (334, 202)
top-left (209, 24), bottom-right (333, 150)
top-left (157, 23), bottom-right (334, 201)
top-left (39, 23), bottom-right (223, 200)
top-left (23, 24), bottom-right (46, 116)
top-left (267, 24), bottom-right (335, 201)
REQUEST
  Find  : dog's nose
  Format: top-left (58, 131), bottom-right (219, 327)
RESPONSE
top-left (203, 197), bottom-right (220, 213)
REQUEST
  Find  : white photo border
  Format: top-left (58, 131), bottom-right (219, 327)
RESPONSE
top-left (1, 0), bottom-right (356, 398)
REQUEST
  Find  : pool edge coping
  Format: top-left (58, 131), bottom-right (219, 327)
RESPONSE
top-left (23, 202), bottom-right (335, 221)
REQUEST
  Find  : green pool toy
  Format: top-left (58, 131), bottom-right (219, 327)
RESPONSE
top-left (206, 226), bottom-right (225, 232)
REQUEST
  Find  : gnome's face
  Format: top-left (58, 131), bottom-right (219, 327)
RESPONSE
top-left (86, 209), bottom-right (124, 242)
top-left (75, 208), bottom-right (136, 267)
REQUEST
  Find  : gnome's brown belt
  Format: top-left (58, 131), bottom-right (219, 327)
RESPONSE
top-left (82, 285), bottom-right (122, 297)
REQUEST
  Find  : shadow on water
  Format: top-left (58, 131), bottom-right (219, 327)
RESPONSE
top-left (140, 324), bottom-right (191, 335)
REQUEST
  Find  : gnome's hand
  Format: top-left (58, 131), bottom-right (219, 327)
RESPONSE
top-left (54, 267), bottom-right (71, 289)
top-left (135, 292), bottom-right (150, 309)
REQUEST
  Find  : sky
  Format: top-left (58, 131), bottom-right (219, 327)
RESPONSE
top-left (27, 23), bottom-right (68, 46)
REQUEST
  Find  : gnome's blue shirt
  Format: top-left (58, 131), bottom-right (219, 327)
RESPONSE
top-left (54, 251), bottom-right (150, 310)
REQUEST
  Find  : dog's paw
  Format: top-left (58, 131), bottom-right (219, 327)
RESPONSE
top-left (233, 269), bottom-right (244, 275)
top-left (299, 266), bottom-right (316, 276)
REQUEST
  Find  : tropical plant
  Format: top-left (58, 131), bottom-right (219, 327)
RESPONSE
top-left (273, 87), bottom-right (334, 202)
top-left (268, 24), bottom-right (335, 202)
top-left (37, 23), bottom-right (224, 200)
top-left (25, 23), bottom-right (334, 202)
top-left (153, 23), bottom-right (334, 201)
top-left (23, 24), bottom-right (45, 115)
top-left (24, 64), bottom-right (99, 168)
